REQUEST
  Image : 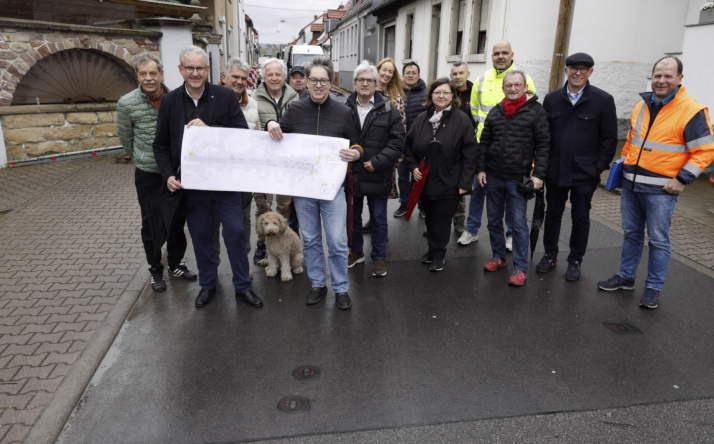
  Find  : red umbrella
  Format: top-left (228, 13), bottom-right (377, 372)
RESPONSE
top-left (405, 159), bottom-right (431, 222)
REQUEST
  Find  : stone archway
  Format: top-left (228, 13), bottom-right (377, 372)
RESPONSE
top-left (12, 48), bottom-right (138, 105)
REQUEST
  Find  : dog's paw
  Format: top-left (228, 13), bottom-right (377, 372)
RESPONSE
top-left (293, 266), bottom-right (304, 275)
top-left (281, 274), bottom-right (293, 282)
top-left (257, 258), bottom-right (268, 266)
top-left (265, 266), bottom-right (277, 277)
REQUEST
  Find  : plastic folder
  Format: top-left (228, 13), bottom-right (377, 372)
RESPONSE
top-left (605, 158), bottom-right (624, 190)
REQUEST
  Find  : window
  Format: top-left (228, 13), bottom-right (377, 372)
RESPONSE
top-left (450, 0), bottom-right (466, 56)
top-left (384, 25), bottom-right (396, 59)
top-left (469, 0), bottom-right (491, 55)
top-left (405, 13), bottom-right (415, 60)
top-left (429, 3), bottom-right (441, 81)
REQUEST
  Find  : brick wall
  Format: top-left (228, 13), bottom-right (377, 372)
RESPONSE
top-left (1, 105), bottom-right (119, 161)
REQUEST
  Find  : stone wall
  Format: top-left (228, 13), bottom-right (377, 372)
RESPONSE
top-left (0, 19), bottom-right (160, 107)
top-left (0, 104), bottom-right (119, 161)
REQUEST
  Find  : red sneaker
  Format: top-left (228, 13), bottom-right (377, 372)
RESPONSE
top-left (484, 257), bottom-right (508, 272)
top-left (508, 270), bottom-right (527, 286)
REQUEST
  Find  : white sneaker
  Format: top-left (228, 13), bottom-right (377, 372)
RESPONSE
top-left (505, 236), bottom-right (513, 252)
top-left (457, 231), bottom-right (479, 246)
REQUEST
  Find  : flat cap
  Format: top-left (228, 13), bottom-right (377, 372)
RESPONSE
top-left (565, 52), bottom-right (594, 67)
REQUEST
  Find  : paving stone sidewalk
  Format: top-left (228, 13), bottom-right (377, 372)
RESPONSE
top-left (0, 155), bottom-right (144, 443)
top-left (0, 155), bottom-right (712, 443)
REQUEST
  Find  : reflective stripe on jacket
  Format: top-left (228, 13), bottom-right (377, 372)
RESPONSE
top-left (469, 64), bottom-right (536, 142)
top-left (622, 86), bottom-right (714, 188)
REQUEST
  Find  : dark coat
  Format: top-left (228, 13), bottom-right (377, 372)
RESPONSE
top-left (542, 81), bottom-right (618, 186)
top-left (404, 107), bottom-right (478, 199)
top-left (153, 82), bottom-right (247, 182)
top-left (477, 93), bottom-right (550, 180)
top-left (403, 78), bottom-right (427, 130)
top-left (456, 80), bottom-right (475, 128)
top-left (347, 92), bottom-right (405, 197)
top-left (279, 95), bottom-right (356, 142)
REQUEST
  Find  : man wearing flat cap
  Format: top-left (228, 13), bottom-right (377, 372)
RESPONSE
top-left (536, 52), bottom-right (617, 281)
top-left (289, 66), bottom-right (310, 99)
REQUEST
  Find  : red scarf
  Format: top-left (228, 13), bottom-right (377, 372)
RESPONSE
top-left (502, 94), bottom-right (527, 117)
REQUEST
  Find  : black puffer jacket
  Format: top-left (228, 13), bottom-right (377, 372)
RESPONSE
top-left (477, 93), bottom-right (550, 180)
top-left (404, 107), bottom-right (478, 199)
top-left (403, 79), bottom-right (427, 130)
top-left (347, 92), bottom-right (405, 197)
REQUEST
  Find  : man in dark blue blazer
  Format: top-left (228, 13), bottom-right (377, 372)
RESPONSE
top-left (537, 52), bottom-right (617, 281)
top-left (153, 45), bottom-right (262, 309)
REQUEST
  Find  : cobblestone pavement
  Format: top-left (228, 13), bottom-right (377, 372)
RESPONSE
top-left (0, 155), bottom-right (712, 443)
top-left (0, 155), bottom-right (143, 443)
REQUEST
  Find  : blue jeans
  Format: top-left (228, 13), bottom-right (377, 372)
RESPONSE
top-left (465, 177), bottom-right (513, 237)
top-left (293, 187), bottom-right (349, 293)
top-left (352, 195), bottom-right (388, 260)
top-left (485, 176), bottom-right (529, 272)
top-left (617, 186), bottom-right (678, 291)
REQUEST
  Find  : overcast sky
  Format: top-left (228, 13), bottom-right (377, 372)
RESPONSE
top-left (245, 0), bottom-right (344, 45)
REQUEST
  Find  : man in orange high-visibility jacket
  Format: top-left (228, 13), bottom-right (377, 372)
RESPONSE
top-left (598, 56), bottom-right (714, 309)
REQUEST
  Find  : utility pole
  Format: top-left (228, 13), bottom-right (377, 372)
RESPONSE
top-left (549, 0), bottom-right (575, 91)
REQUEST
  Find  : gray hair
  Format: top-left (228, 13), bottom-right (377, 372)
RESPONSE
top-left (261, 58), bottom-right (287, 78)
top-left (503, 69), bottom-right (527, 85)
top-left (353, 60), bottom-right (378, 82)
top-left (131, 52), bottom-right (163, 73)
top-left (225, 57), bottom-right (250, 75)
top-left (306, 56), bottom-right (334, 81)
top-left (179, 45), bottom-right (209, 66)
top-left (451, 61), bottom-right (468, 69)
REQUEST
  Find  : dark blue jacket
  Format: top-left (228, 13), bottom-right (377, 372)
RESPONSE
top-left (347, 92), bottom-right (405, 197)
top-left (403, 78), bottom-right (427, 130)
top-left (153, 82), bottom-right (247, 182)
top-left (542, 82), bottom-right (618, 186)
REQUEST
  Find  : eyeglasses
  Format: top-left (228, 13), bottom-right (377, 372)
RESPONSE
top-left (503, 83), bottom-right (524, 89)
top-left (568, 66), bottom-right (590, 74)
top-left (308, 78), bottom-right (330, 86)
top-left (432, 91), bottom-right (453, 97)
top-left (182, 66), bottom-right (207, 74)
top-left (355, 78), bottom-right (376, 84)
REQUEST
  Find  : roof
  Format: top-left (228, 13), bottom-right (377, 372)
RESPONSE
top-left (311, 23), bottom-right (324, 32)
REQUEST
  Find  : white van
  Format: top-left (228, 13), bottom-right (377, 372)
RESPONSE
top-left (284, 45), bottom-right (324, 70)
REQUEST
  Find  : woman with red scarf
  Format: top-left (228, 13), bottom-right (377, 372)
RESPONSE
top-left (404, 78), bottom-right (478, 272)
top-left (476, 70), bottom-right (550, 286)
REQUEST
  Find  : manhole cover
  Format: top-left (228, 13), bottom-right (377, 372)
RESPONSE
top-left (292, 366), bottom-right (320, 381)
top-left (603, 321), bottom-right (642, 335)
top-left (277, 395), bottom-right (311, 413)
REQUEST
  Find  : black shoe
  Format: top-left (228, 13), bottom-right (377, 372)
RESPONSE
top-left (150, 272), bottom-right (166, 292)
top-left (536, 254), bottom-right (557, 273)
top-left (335, 292), bottom-right (352, 310)
top-left (420, 253), bottom-right (433, 264)
top-left (429, 259), bottom-right (445, 272)
top-left (168, 264), bottom-right (197, 280)
top-left (306, 286), bottom-right (327, 305)
top-left (362, 219), bottom-right (372, 233)
top-left (393, 203), bottom-right (408, 218)
top-left (195, 288), bottom-right (216, 307)
top-left (236, 290), bottom-right (263, 308)
top-left (253, 243), bottom-right (266, 265)
top-left (565, 261), bottom-right (581, 281)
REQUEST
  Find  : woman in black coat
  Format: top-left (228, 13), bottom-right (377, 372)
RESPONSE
top-left (404, 78), bottom-right (478, 271)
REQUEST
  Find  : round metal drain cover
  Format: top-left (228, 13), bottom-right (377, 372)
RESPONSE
top-left (292, 366), bottom-right (320, 381)
top-left (278, 395), bottom-right (311, 413)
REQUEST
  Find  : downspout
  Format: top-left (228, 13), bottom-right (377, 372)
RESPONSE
top-left (548, 0), bottom-right (575, 91)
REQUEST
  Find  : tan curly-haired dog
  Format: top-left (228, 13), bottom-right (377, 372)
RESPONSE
top-left (256, 211), bottom-right (304, 281)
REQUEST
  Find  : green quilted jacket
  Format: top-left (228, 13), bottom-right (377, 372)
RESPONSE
top-left (117, 85), bottom-right (169, 174)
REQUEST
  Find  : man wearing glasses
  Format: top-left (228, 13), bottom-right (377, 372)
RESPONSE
top-left (346, 61), bottom-right (405, 277)
top-left (153, 46), bottom-right (262, 310)
top-left (537, 53), bottom-right (617, 282)
top-left (462, 41), bottom-right (537, 250)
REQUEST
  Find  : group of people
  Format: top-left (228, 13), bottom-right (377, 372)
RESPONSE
top-left (118, 41), bottom-right (714, 313)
